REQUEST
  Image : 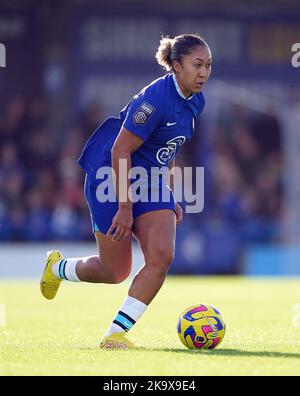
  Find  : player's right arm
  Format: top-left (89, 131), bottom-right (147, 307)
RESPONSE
top-left (107, 128), bottom-right (144, 242)
top-left (107, 92), bottom-right (165, 242)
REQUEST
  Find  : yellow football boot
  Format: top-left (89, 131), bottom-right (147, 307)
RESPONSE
top-left (100, 333), bottom-right (135, 350)
top-left (40, 250), bottom-right (64, 300)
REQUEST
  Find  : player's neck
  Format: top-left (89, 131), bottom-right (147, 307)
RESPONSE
top-left (173, 74), bottom-right (192, 99)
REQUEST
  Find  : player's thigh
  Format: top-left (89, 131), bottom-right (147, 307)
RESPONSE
top-left (132, 209), bottom-right (176, 267)
top-left (95, 230), bottom-right (132, 273)
top-left (85, 175), bottom-right (132, 272)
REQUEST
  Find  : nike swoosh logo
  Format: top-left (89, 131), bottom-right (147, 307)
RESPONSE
top-left (166, 122), bottom-right (177, 126)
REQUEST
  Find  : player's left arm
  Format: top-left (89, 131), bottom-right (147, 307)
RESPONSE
top-left (168, 159), bottom-right (183, 225)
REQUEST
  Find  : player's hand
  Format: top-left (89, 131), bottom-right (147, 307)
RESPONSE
top-left (175, 202), bottom-right (183, 225)
top-left (107, 206), bottom-right (133, 242)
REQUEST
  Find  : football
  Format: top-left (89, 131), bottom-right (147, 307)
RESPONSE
top-left (177, 304), bottom-right (226, 350)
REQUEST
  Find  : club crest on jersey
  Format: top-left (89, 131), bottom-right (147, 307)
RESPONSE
top-left (133, 101), bottom-right (155, 125)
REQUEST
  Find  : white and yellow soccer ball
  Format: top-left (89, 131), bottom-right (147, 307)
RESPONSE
top-left (177, 304), bottom-right (226, 350)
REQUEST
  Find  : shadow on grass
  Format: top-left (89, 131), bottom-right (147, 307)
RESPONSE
top-left (78, 345), bottom-right (300, 359)
top-left (139, 347), bottom-right (300, 359)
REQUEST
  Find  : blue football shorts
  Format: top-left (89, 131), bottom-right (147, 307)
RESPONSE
top-left (84, 174), bottom-right (176, 234)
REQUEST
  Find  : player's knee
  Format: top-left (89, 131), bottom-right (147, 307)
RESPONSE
top-left (106, 270), bottom-right (130, 284)
top-left (101, 255), bottom-right (132, 284)
top-left (156, 246), bottom-right (175, 266)
top-left (146, 246), bottom-right (175, 272)
top-left (102, 260), bottom-right (131, 284)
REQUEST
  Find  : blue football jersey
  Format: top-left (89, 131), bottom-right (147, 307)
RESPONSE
top-left (78, 73), bottom-right (205, 177)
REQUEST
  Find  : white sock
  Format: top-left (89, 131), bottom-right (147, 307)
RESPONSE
top-left (106, 295), bottom-right (148, 336)
top-left (52, 258), bottom-right (81, 282)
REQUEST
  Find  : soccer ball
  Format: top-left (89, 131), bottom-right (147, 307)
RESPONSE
top-left (177, 304), bottom-right (226, 350)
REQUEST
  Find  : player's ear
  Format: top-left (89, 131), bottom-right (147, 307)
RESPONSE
top-left (172, 60), bottom-right (182, 73)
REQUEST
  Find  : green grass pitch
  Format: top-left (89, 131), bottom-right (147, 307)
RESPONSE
top-left (1, 277), bottom-right (300, 376)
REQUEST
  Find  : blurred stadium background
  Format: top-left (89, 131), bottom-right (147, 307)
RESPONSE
top-left (0, 0), bottom-right (300, 278)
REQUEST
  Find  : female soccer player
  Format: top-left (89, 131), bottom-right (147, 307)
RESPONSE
top-left (40, 33), bottom-right (212, 349)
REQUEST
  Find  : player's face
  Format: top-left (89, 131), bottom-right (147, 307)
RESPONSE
top-left (173, 45), bottom-right (212, 97)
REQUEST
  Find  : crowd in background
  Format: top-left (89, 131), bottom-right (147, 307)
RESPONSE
top-left (172, 101), bottom-right (282, 274)
top-left (0, 95), bottom-right (283, 265)
top-left (0, 96), bottom-right (100, 241)
top-left (209, 103), bottom-right (282, 243)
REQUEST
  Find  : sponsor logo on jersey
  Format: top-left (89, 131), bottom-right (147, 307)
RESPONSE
top-left (156, 136), bottom-right (186, 165)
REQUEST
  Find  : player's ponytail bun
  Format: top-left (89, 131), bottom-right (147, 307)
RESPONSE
top-left (155, 37), bottom-right (174, 72)
top-left (156, 34), bottom-right (208, 73)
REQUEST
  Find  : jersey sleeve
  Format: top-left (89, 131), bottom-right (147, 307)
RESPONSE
top-left (122, 92), bottom-right (164, 141)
